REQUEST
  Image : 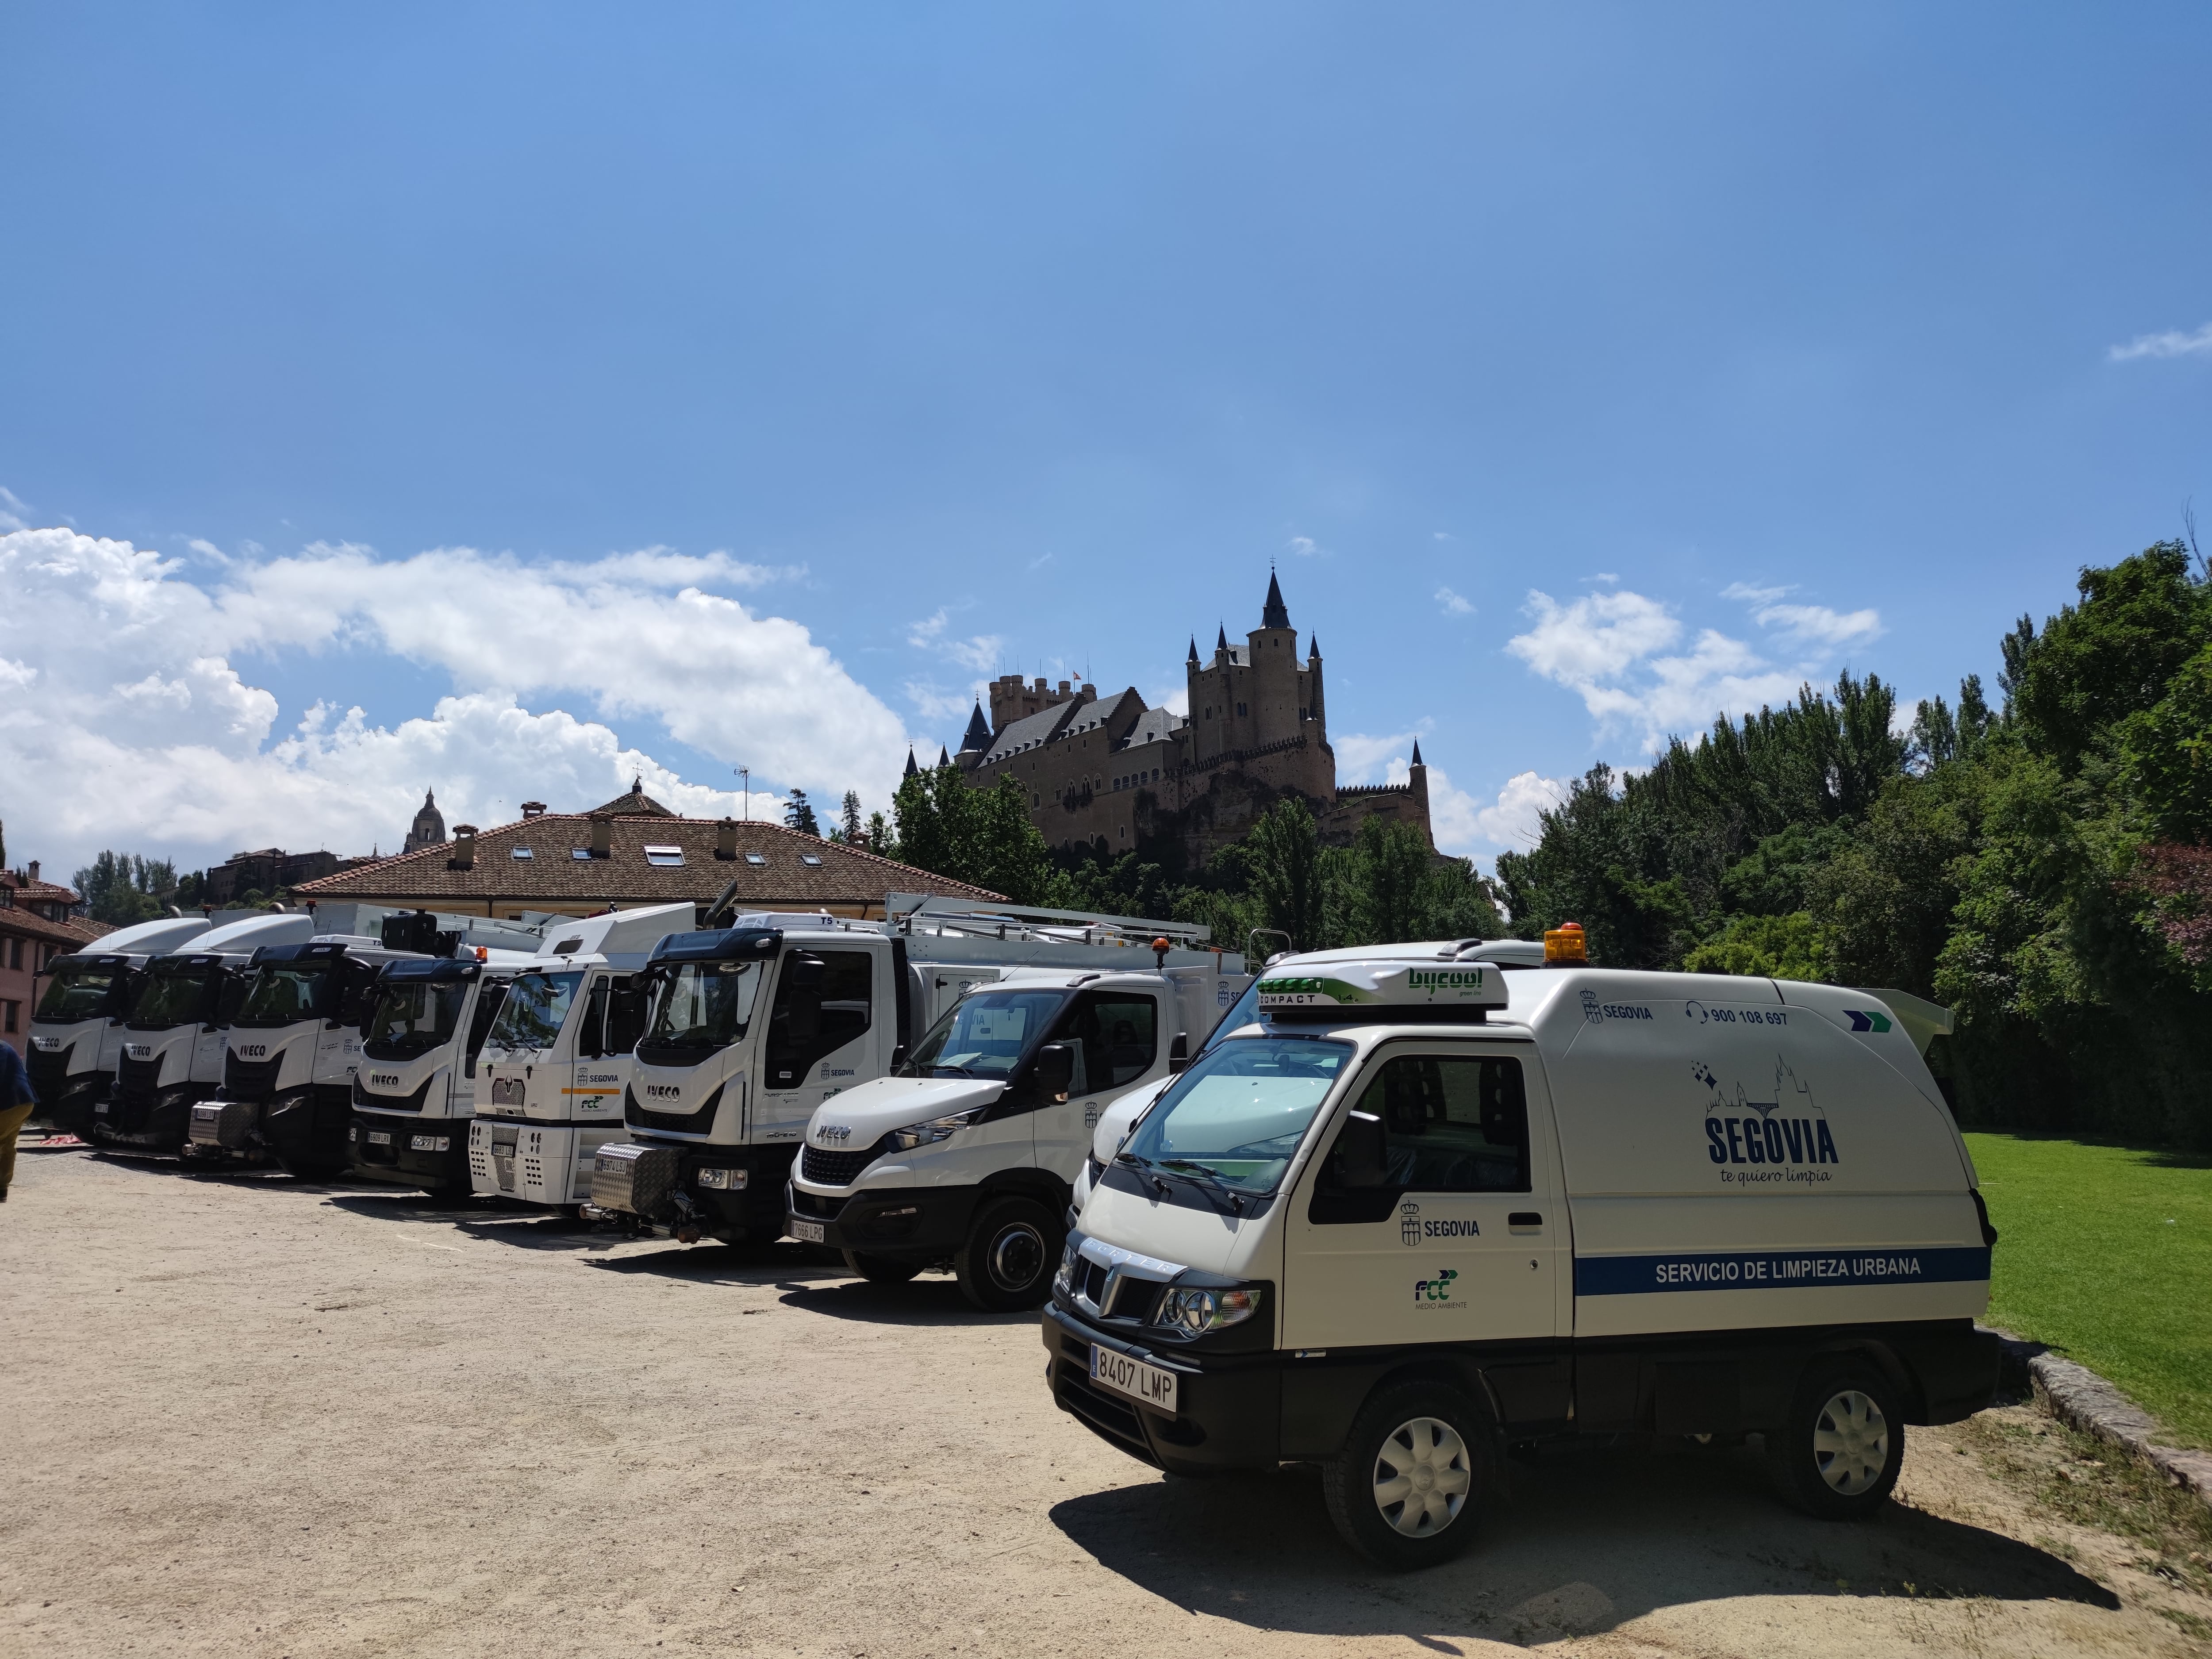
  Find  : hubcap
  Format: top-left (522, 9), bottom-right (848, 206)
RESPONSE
top-left (1812, 1389), bottom-right (1889, 1494)
top-left (988, 1221), bottom-right (1045, 1291)
top-left (1371, 1416), bottom-right (1471, 1537)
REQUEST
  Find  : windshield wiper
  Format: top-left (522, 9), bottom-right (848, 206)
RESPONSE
top-left (1156, 1158), bottom-right (1248, 1215)
top-left (929, 1064), bottom-right (976, 1078)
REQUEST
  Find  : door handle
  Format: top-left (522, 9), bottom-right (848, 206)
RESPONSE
top-left (1508, 1212), bottom-right (1543, 1229)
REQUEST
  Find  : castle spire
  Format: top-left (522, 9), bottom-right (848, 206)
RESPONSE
top-left (1187, 635), bottom-right (1199, 665)
top-left (903, 746), bottom-right (918, 779)
top-left (1410, 739), bottom-right (1424, 767)
top-left (1261, 568), bottom-right (1290, 630)
top-left (936, 744), bottom-right (950, 768)
top-left (1215, 622), bottom-right (1228, 653)
top-left (959, 700), bottom-right (991, 754)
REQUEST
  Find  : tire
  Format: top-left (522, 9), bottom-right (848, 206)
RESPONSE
top-left (842, 1250), bottom-right (924, 1284)
top-left (1323, 1381), bottom-right (1493, 1570)
top-left (1765, 1357), bottom-right (1905, 1520)
top-left (953, 1196), bottom-right (1062, 1311)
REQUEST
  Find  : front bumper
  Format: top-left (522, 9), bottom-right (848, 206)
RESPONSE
top-left (1041, 1301), bottom-right (1283, 1476)
top-left (588, 1141), bottom-right (800, 1240)
top-left (348, 1113), bottom-right (469, 1191)
top-left (786, 1180), bottom-right (982, 1260)
top-left (87, 1088), bottom-right (198, 1151)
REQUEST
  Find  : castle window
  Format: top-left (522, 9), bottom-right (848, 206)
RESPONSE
top-left (1237, 702), bottom-right (1247, 717)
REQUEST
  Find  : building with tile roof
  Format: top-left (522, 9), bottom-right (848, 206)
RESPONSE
top-left (947, 572), bottom-right (1432, 866)
top-left (292, 799), bottom-right (1003, 921)
top-left (0, 865), bottom-right (113, 1038)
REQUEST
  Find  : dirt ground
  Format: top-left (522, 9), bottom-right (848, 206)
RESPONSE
top-left (4, 1148), bottom-right (2210, 1659)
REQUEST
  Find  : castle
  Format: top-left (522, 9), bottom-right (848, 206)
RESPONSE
top-left (927, 573), bottom-right (1433, 868)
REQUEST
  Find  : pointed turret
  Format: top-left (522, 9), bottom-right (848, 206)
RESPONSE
top-left (1410, 739), bottom-right (1424, 767)
top-left (958, 700), bottom-right (991, 755)
top-left (903, 746), bottom-right (919, 779)
top-left (1187, 636), bottom-right (1199, 665)
top-left (1308, 634), bottom-right (1321, 659)
top-left (1215, 622), bottom-right (1228, 653)
top-left (936, 745), bottom-right (951, 768)
top-left (1261, 569), bottom-right (1290, 630)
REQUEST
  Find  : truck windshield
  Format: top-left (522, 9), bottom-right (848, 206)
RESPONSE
top-left (129, 965), bottom-right (212, 1030)
top-left (485, 971), bottom-right (585, 1052)
top-left (214, 969), bottom-right (250, 1027)
top-left (234, 963), bottom-right (334, 1028)
top-left (900, 989), bottom-right (1069, 1080)
top-left (35, 963), bottom-right (121, 1023)
top-left (1118, 1035), bottom-right (1354, 1196)
top-left (641, 960), bottom-right (762, 1054)
top-left (365, 979), bottom-right (467, 1059)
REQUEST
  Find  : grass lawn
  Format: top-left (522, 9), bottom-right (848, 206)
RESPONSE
top-left (1966, 1131), bottom-right (2212, 1449)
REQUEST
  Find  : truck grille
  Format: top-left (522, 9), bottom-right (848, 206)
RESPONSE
top-left (623, 1080), bottom-right (723, 1136)
top-left (223, 1053), bottom-right (284, 1102)
top-left (799, 1140), bottom-right (886, 1187)
top-left (27, 1045), bottom-right (73, 1099)
top-left (117, 1052), bottom-right (165, 1101)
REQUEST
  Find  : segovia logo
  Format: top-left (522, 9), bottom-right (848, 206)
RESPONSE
top-left (1581, 990), bottom-right (1603, 1025)
top-left (817, 1123), bottom-right (853, 1144)
top-left (1696, 1059), bottom-right (1839, 1176)
top-left (1413, 1267), bottom-right (1460, 1303)
top-left (1400, 1200), bottom-right (1421, 1246)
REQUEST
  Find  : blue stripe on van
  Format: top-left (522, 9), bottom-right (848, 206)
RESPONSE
top-left (1575, 1246), bottom-right (1991, 1296)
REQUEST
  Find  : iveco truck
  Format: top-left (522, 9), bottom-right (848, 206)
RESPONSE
top-left (27, 914), bottom-right (234, 1134)
top-left (468, 903), bottom-right (699, 1211)
top-left (90, 912), bottom-right (319, 1154)
top-left (347, 952), bottom-right (531, 1196)
top-left (188, 909), bottom-right (541, 1179)
top-left (588, 895), bottom-right (1245, 1290)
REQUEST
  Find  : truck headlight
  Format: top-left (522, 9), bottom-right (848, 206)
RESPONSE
top-left (887, 1107), bottom-right (983, 1151)
top-left (1054, 1233), bottom-right (1082, 1295)
top-left (1158, 1284), bottom-right (1261, 1335)
top-left (695, 1167), bottom-right (749, 1190)
top-left (410, 1135), bottom-right (451, 1153)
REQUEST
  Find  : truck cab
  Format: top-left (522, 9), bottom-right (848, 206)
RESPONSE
top-left (785, 959), bottom-right (1250, 1310)
top-left (187, 937), bottom-right (414, 1177)
top-left (91, 913), bottom-right (317, 1153)
top-left (349, 954), bottom-right (531, 1195)
top-left (469, 902), bottom-right (695, 1210)
top-left (27, 914), bottom-right (224, 1133)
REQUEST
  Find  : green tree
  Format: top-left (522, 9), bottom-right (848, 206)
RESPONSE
top-left (890, 763), bottom-right (1055, 903)
top-left (783, 789), bottom-right (821, 837)
top-left (2120, 640), bottom-right (2212, 841)
top-left (1243, 797), bottom-right (1330, 952)
top-left (837, 791), bottom-right (865, 845)
top-left (864, 811), bottom-right (893, 859)
top-left (1682, 913), bottom-right (1834, 982)
top-left (72, 850), bottom-right (180, 925)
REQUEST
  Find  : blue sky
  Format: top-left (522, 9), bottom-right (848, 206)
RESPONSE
top-left (4, 4), bottom-right (2210, 876)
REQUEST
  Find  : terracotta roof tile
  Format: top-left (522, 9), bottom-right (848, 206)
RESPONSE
top-left (291, 814), bottom-right (1003, 908)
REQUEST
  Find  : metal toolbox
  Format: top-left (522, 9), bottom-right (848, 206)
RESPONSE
top-left (591, 1141), bottom-right (682, 1220)
top-left (188, 1099), bottom-right (258, 1150)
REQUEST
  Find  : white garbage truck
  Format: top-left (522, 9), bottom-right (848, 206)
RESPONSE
top-left (596, 897), bottom-right (1247, 1292)
top-left (27, 913), bottom-right (235, 1135)
top-left (1040, 953), bottom-right (2001, 1568)
top-left (186, 907), bottom-right (542, 1179)
top-left (90, 912), bottom-right (320, 1154)
top-left (468, 902), bottom-right (700, 1211)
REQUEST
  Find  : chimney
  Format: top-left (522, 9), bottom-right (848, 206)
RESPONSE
top-left (521, 801), bottom-right (546, 820)
top-left (716, 817), bottom-right (737, 861)
top-left (450, 826), bottom-right (478, 871)
top-left (590, 816), bottom-right (611, 860)
top-left (27, 860), bottom-right (38, 884)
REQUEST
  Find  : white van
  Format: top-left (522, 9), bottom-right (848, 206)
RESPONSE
top-left (1045, 958), bottom-right (1999, 1568)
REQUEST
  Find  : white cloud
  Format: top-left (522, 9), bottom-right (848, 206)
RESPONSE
top-left (1287, 535), bottom-right (1324, 558)
top-left (0, 525), bottom-right (913, 874)
top-left (1719, 580), bottom-right (1788, 606)
top-left (1720, 580), bottom-right (1882, 649)
top-left (907, 606), bottom-right (1003, 673)
top-left (0, 487), bottom-right (29, 534)
top-left (1472, 770), bottom-right (1568, 850)
top-left (1506, 589), bottom-right (1683, 690)
top-left (2109, 322), bottom-right (2212, 362)
top-left (1432, 531), bottom-right (1454, 542)
top-left (1332, 729), bottom-right (1422, 786)
top-left (904, 679), bottom-right (980, 723)
top-left (1435, 586), bottom-right (1475, 616)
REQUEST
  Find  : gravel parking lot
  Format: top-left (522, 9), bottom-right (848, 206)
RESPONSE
top-left (4, 1147), bottom-right (2209, 1659)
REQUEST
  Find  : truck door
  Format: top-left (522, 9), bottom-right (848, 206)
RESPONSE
top-left (758, 949), bottom-right (876, 1143)
top-left (1033, 990), bottom-right (1161, 1182)
top-left (1283, 1042), bottom-right (1565, 1353)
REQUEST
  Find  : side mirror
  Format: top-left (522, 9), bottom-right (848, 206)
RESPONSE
top-left (1033, 1042), bottom-right (1075, 1103)
top-left (1167, 1032), bottom-right (1190, 1075)
top-left (785, 955), bottom-right (826, 991)
top-left (889, 1043), bottom-right (908, 1071)
top-left (1331, 1109), bottom-right (1390, 1189)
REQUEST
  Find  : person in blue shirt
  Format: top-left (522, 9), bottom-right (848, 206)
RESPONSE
top-left (0, 1038), bottom-right (37, 1202)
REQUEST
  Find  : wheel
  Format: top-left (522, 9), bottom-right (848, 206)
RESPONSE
top-left (1323, 1381), bottom-right (1493, 1570)
top-left (842, 1250), bottom-right (925, 1284)
top-left (1765, 1357), bottom-right (1905, 1519)
top-left (953, 1196), bottom-right (1061, 1311)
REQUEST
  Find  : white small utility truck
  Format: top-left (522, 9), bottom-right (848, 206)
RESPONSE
top-left (760, 902), bottom-right (1249, 1309)
top-left (602, 898), bottom-right (1248, 1283)
top-left (90, 911), bottom-right (319, 1153)
top-left (468, 902), bottom-right (699, 1210)
top-left (187, 907), bottom-right (541, 1178)
top-left (28, 913), bottom-right (238, 1134)
top-left (1042, 954), bottom-right (2000, 1568)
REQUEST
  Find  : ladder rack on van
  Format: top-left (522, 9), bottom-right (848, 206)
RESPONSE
top-left (885, 892), bottom-right (1212, 952)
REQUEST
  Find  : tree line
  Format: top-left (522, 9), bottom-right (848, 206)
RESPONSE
top-left (1495, 538), bottom-right (2212, 1149)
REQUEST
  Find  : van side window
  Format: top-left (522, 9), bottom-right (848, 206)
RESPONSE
top-left (578, 979), bottom-right (611, 1059)
top-left (1313, 1055), bottom-right (1528, 1223)
top-left (1051, 993), bottom-right (1158, 1095)
top-left (764, 951), bottom-right (874, 1089)
top-left (464, 983), bottom-right (509, 1078)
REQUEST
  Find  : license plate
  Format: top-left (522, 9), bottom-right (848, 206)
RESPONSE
top-left (1089, 1344), bottom-right (1179, 1413)
top-left (790, 1217), bottom-right (826, 1244)
top-left (94, 1101), bottom-right (109, 1114)
top-left (367, 1130), bottom-right (392, 1146)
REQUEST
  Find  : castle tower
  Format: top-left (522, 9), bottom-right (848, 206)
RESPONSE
top-left (954, 701), bottom-right (992, 772)
top-left (402, 789), bottom-right (446, 854)
top-left (1247, 569), bottom-right (1301, 749)
top-left (1307, 634), bottom-right (1327, 739)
